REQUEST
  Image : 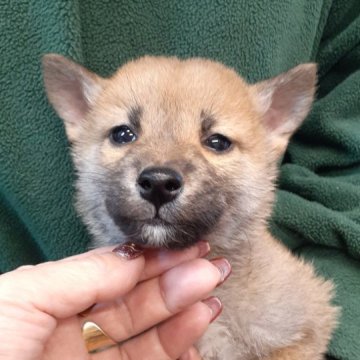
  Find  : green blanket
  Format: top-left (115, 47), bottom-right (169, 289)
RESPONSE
top-left (0, 1), bottom-right (359, 358)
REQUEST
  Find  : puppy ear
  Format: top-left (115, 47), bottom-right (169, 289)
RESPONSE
top-left (42, 54), bottom-right (104, 142)
top-left (251, 64), bottom-right (317, 155)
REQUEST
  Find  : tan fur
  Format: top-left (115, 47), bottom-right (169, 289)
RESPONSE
top-left (43, 54), bottom-right (338, 359)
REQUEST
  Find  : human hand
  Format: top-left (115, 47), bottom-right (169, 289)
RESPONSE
top-left (0, 242), bottom-right (231, 360)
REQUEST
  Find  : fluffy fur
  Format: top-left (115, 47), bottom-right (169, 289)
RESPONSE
top-left (43, 54), bottom-right (338, 359)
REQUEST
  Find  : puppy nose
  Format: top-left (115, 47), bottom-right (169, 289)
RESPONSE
top-left (137, 167), bottom-right (183, 209)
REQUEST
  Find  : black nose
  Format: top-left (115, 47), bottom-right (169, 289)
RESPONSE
top-left (137, 167), bottom-right (183, 209)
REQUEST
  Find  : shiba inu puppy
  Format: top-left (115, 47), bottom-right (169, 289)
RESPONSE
top-left (43, 54), bottom-right (337, 359)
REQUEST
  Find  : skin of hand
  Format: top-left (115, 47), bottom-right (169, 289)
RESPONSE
top-left (0, 241), bottom-right (231, 360)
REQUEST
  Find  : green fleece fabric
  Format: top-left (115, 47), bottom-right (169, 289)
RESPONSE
top-left (0, 1), bottom-right (359, 358)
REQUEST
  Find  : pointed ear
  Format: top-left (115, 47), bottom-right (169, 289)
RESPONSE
top-left (42, 54), bottom-right (104, 142)
top-left (251, 63), bottom-right (317, 155)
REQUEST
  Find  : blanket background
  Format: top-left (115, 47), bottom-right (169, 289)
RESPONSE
top-left (1, 1), bottom-right (359, 358)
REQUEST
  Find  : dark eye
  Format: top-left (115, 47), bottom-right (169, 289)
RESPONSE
top-left (110, 125), bottom-right (137, 144)
top-left (205, 134), bottom-right (232, 152)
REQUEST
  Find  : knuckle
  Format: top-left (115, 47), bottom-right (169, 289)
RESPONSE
top-left (16, 265), bottom-right (35, 271)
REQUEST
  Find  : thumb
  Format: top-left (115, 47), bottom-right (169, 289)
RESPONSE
top-left (0, 244), bottom-right (145, 318)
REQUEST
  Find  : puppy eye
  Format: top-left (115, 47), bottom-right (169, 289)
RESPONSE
top-left (110, 125), bottom-right (137, 144)
top-left (205, 134), bottom-right (232, 152)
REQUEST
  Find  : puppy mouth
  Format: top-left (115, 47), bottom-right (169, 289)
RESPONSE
top-left (106, 195), bottom-right (224, 249)
top-left (143, 217), bottom-right (170, 227)
top-left (130, 215), bottom-right (173, 230)
top-left (118, 215), bottom-right (201, 249)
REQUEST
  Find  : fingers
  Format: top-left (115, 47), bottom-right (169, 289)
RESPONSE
top-left (0, 248), bottom-right (145, 319)
top-left (1, 241), bottom-right (210, 320)
top-left (118, 300), bottom-right (218, 359)
top-left (58, 241), bottom-right (210, 281)
top-left (80, 258), bottom-right (231, 342)
top-left (140, 240), bottom-right (210, 280)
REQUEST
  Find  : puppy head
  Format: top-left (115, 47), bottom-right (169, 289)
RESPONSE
top-left (43, 55), bottom-right (316, 249)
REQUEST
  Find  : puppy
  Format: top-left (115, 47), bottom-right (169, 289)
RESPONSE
top-left (43, 54), bottom-right (338, 359)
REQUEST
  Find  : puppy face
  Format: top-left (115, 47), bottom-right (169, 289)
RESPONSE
top-left (43, 55), bottom-right (316, 249)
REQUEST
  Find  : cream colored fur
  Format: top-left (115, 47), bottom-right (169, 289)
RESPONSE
top-left (43, 55), bottom-right (338, 359)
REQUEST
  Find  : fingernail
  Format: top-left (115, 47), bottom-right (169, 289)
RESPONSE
top-left (198, 240), bottom-right (210, 257)
top-left (112, 243), bottom-right (144, 259)
top-left (203, 296), bottom-right (223, 323)
top-left (210, 257), bottom-right (232, 284)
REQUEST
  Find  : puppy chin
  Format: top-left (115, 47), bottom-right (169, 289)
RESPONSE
top-left (125, 222), bottom-right (199, 250)
top-left (141, 223), bottom-right (171, 248)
